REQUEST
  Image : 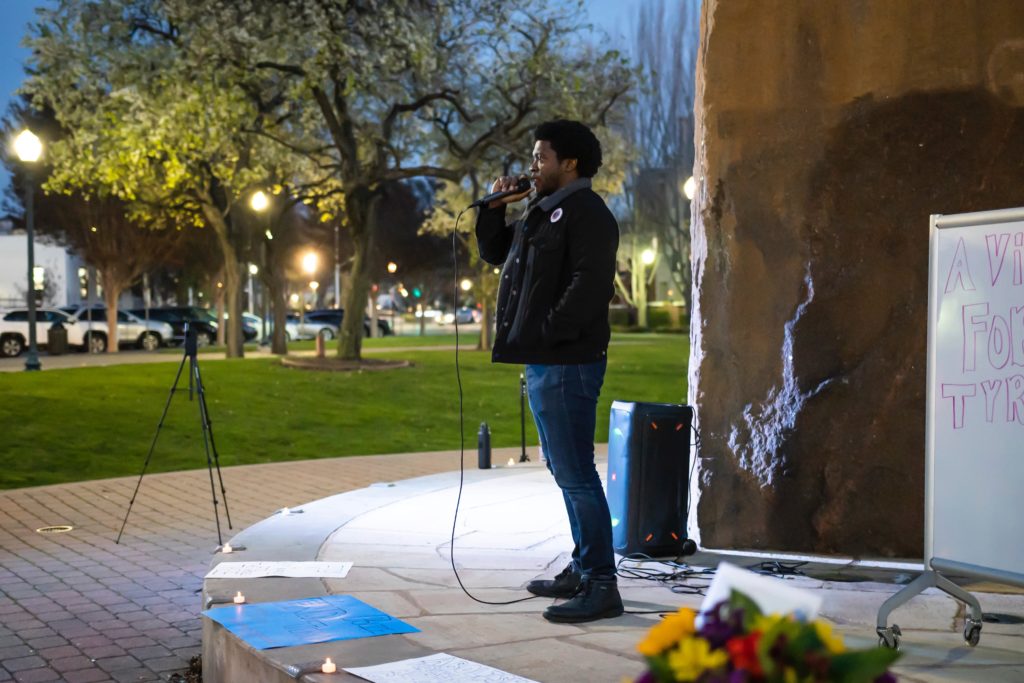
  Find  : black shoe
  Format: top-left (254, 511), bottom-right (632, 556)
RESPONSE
top-left (526, 562), bottom-right (581, 599)
top-left (542, 577), bottom-right (623, 623)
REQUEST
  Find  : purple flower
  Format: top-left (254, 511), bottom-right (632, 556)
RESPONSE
top-left (633, 671), bottom-right (656, 683)
top-left (699, 671), bottom-right (750, 683)
top-left (698, 601), bottom-right (745, 649)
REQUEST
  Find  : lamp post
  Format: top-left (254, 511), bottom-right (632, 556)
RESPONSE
top-left (386, 262), bottom-right (398, 333)
top-left (15, 129), bottom-right (43, 371)
top-left (250, 191), bottom-right (270, 343)
top-left (301, 251), bottom-right (318, 327)
top-left (333, 223), bottom-right (341, 309)
top-left (247, 263), bottom-right (258, 314)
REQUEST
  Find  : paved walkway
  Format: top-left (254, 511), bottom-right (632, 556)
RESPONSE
top-left (0, 449), bottom-right (477, 682)
top-left (4, 449), bottom-right (1023, 682)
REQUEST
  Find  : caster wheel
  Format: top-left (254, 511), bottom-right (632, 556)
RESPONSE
top-left (877, 624), bottom-right (902, 650)
top-left (964, 621), bottom-right (982, 647)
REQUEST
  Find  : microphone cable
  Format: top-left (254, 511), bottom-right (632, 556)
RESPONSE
top-left (448, 208), bottom-right (540, 606)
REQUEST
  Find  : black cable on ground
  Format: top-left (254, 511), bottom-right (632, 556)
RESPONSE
top-left (749, 560), bottom-right (808, 578)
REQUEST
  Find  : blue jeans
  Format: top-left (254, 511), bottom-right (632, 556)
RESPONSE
top-left (525, 360), bottom-right (615, 581)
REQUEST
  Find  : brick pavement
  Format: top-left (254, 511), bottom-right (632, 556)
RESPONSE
top-left (0, 451), bottom-right (467, 682)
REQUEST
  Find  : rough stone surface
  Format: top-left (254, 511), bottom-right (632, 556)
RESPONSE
top-left (690, 0), bottom-right (1024, 556)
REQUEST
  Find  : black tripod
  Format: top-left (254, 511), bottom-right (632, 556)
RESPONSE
top-left (117, 325), bottom-right (232, 545)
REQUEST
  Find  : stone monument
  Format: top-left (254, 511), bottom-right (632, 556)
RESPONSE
top-left (689, 0), bottom-right (1024, 556)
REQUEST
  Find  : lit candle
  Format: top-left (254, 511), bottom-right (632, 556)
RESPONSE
top-left (507, 458), bottom-right (515, 466)
top-left (321, 657), bottom-right (336, 673)
top-left (222, 543), bottom-right (233, 553)
top-left (233, 591), bottom-right (246, 604)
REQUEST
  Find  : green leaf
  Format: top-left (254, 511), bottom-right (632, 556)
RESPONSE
top-left (729, 589), bottom-right (763, 628)
top-left (828, 648), bottom-right (901, 683)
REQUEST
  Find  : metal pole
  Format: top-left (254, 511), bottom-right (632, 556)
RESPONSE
top-left (24, 175), bottom-right (41, 371)
top-left (519, 373), bottom-right (529, 462)
top-left (334, 222), bottom-right (341, 309)
top-left (247, 270), bottom-right (254, 314)
top-left (260, 240), bottom-right (268, 345)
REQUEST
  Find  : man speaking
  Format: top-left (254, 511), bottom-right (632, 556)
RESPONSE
top-left (475, 119), bottom-right (621, 623)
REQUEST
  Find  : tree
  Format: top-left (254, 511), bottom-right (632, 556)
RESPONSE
top-left (21, 0), bottom-right (323, 358)
top-left (623, 0), bottom-right (701, 317)
top-left (2, 102), bottom-right (183, 351)
top-left (179, 0), bottom-right (635, 360)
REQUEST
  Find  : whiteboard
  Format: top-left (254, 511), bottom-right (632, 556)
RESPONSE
top-left (927, 207), bottom-right (1024, 587)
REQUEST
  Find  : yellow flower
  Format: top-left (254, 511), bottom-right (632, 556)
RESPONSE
top-left (637, 608), bottom-right (697, 656)
top-left (666, 636), bottom-right (729, 681)
top-left (813, 620), bottom-right (846, 654)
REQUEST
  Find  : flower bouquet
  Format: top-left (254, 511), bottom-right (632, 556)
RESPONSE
top-left (635, 591), bottom-right (900, 683)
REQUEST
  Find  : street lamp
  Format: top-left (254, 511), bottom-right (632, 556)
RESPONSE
top-left (300, 251), bottom-right (319, 323)
top-left (683, 176), bottom-right (696, 201)
top-left (250, 190), bottom-right (269, 212)
top-left (387, 261), bottom-right (398, 274)
top-left (302, 251), bottom-right (318, 276)
top-left (247, 263), bottom-right (258, 314)
top-left (14, 129), bottom-right (43, 371)
top-left (641, 248), bottom-right (656, 266)
top-left (309, 280), bottom-right (319, 309)
top-left (249, 190), bottom-right (271, 343)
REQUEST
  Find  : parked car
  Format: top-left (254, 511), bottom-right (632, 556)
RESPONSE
top-left (0, 308), bottom-right (85, 357)
top-left (141, 307), bottom-right (258, 345)
top-left (60, 306), bottom-right (174, 352)
top-left (200, 309), bottom-right (259, 342)
top-left (307, 309), bottom-right (392, 337)
top-left (129, 307), bottom-right (218, 347)
top-left (455, 307), bottom-right (483, 324)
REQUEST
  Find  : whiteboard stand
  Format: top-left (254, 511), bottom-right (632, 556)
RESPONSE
top-left (875, 569), bottom-right (983, 649)
top-left (875, 207), bottom-right (1024, 650)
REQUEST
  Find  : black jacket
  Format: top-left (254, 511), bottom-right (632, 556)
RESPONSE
top-left (475, 178), bottom-right (619, 365)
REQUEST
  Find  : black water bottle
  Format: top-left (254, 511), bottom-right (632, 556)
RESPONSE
top-left (477, 422), bottom-right (492, 469)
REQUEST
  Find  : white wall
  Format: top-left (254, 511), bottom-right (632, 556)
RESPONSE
top-left (0, 234), bottom-right (83, 309)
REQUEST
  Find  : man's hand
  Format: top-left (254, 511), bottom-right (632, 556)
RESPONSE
top-left (487, 176), bottom-right (533, 209)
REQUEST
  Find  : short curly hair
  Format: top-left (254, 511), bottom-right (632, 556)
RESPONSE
top-left (533, 119), bottom-right (603, 178)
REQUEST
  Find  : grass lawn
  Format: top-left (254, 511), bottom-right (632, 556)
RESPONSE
top-left (0, 333), bottom-right (688, 489)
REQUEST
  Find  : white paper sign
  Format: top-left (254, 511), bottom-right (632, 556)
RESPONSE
top-left (345, 653), bottom-right (539, 683)
top-left (204, 561), bottom-right (353, 580)
top-left (699, 562), bottom-right (822, 622)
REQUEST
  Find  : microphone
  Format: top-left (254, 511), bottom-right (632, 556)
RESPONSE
top-left (470, 177), bottom-right (532, 208)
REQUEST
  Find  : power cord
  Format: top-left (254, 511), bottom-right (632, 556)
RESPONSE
top-left (448, 208), bottom-right (540, 607)
top-left (749, 560), bottom-right (808, 578)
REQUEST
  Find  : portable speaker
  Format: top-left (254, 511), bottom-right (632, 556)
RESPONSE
top-left (606, 400), bottom-right (694, 557)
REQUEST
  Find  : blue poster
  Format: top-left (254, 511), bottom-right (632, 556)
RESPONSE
top-left (202, 594), bottom-right (419, 650)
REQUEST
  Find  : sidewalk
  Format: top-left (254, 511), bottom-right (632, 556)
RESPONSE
top-left (2, 448), bottom-right (1022, 682)
top-left (0, 449), bottom-right (470, 682)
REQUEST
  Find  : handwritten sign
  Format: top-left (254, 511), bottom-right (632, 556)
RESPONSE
top-left (202, 595), bottom-right (418, 650)
top-left (345, 653), bottom-right (539, 683)
top-left (937, 229), bottom-right (1024, 429)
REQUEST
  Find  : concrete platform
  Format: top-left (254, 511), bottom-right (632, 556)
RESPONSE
top-left (201, 455), bottom-right (1024, 682)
